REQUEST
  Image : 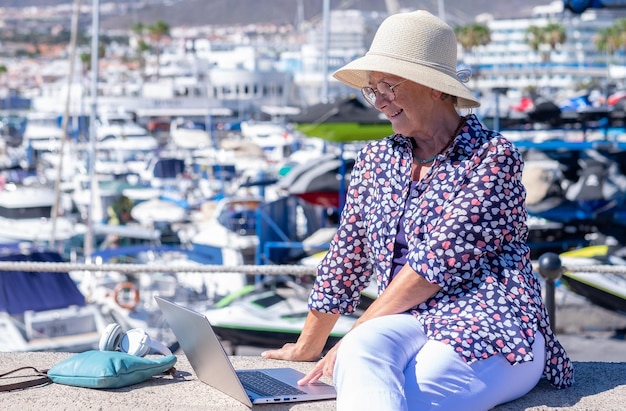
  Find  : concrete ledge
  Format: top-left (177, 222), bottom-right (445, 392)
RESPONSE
top-left (1, 352), bottom-right (625, 410)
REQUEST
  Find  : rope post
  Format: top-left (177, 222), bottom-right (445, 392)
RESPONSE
top-left (537, 252), bottom-right (563, 330)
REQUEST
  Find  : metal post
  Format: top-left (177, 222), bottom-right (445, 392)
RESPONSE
top-left (494, 89), bottom-right (500, 131)
top-left (537, 252), bottom-right (563, 330)
top-left (491, 87), bottom-right (508, 132)
top-left (545, 276), bottom-right (556, 328)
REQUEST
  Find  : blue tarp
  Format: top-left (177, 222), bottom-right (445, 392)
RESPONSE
top-left (0, 251), bottom-right (86, 315)
top-left (89, 244), bottom-right (225, 266)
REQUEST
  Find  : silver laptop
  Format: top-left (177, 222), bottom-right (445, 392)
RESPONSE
top-left (155, 296), bottom-right (336, 407)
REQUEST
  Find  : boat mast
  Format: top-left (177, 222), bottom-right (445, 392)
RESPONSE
top-left (321, 0), bottom-right (329, 104)
top-left (84, 0), bottom-right (100, 260)
top-left (50, 0), bottom-right (81, 249)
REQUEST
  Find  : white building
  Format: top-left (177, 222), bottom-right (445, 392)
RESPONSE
top-left (27, 3), bottom-right (626, 119)
top-left (461, 1), bottom-right (626, 97)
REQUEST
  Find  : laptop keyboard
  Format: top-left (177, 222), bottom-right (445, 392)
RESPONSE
top-left (237, 371), bottom-right (307, 396)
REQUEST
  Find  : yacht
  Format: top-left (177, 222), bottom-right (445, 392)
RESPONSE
top-left (0, 184), bottom-right (84, 244)
top-left (96, 111), bottom-right (159, 152)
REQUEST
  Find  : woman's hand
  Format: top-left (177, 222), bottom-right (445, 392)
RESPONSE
top-left (261, 310), bottom-right (340, 362)
top-left (297, 342), bottom-right (340, 385)
top-left (261, 342), bottom-right (321, 362)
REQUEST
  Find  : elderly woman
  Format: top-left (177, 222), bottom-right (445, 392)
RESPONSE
top-left (263, 10), bottom-right (573, 410)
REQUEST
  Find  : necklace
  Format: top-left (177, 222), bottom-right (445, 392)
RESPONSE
top-left (414, 116), bottom-right (465, 165)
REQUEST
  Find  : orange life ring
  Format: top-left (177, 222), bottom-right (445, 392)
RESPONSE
top-left (113, 282), bottom-right (140, 310)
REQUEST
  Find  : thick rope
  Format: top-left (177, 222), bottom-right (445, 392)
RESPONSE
top-left (0, 261), bottom-right (316, 276)
top-left (564, 265), bottom-right (626, 274)
top-left (532, 263), bottom-right (626, 275)
top-left (0, 260), bottom-right (623, 276)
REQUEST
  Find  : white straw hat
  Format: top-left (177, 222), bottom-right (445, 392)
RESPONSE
top-left (333, 10), bottom-right (480, 109)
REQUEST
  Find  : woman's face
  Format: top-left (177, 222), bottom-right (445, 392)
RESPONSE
top-left (368, 71), bottom-right (434, 137)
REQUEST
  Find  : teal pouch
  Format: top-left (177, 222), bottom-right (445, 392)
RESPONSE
top-left (46, 350), bottom-right (177, 389)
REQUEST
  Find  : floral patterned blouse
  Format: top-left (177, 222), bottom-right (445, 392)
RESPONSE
top-left (309, 114), bottom-right (574, 388)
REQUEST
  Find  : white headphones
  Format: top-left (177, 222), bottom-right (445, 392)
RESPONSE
top-left (99, 323), bottom-right (172, 357)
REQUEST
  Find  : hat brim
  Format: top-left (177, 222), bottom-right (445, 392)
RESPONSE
top-left (333, 54), bottom-right (480, 109)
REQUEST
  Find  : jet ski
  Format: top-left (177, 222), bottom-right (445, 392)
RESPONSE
top-left (559, 245), bottom-right (626, 315)
top-left (202, 276), bottom-right (366, 354)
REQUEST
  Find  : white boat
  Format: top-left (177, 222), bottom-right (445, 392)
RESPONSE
top-left (173, 246), bottom-right (249, 302)
top-left (185, 196), bottom-right (263, 265)
top-left (169, 118), bottom-right (212, 149)
top-left (72, 253), bottom-right (180, 350)
top-left (74, 245), bottom-right (249, 350)
top-left (130, 198), bottom-right (187, 226)
top-left (0, 140), bottom-right (26, 171)
top-left (96, 111), bottom-right (159, 152)
top-left (239, 120), bottom-right (295, 163)
top-left (138, 154), bottom-right (189, 187)
top-left (0, 184), bottom-right (85, 244)
top-left (21, 111), bottom-right (63, 152)
top-left (0, 249), bottom-right (108, 352)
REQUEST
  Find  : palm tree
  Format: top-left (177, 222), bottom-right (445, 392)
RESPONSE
top-left (595, 19), bottom-right (626, 61)
top-left (594, 19), bottom-right (626, 89)
top-left (79, 52), bottom-right (91, 74)
top-left (0, 64), bottom-right (7, 91)
top-left (528, 23), bottom-right (567, 61)
top-left (129, 22), bottom-right (152, 78)
top-left (136, 40), bottom-right (152, 77)
top-left (79, 44), bottom-right (105, 75)
top-left (131, 22), bottom-right (145, 36)
top-left (147, 20), bottom-right (170, 80)
top-left (619, 18), bottom-right (626, 51)
top-left (543, 22), bottom-right (567, 56)
top-left (454, 23), bottom-right (491, 89)
top-left (595, 25), bottom-right (619, 55)
top-left (130, 20), bottom-right (170, 80)
top-left (525, 22), bottom-right (566, 84)
top-left (525, 25), bottom-right (547, 63)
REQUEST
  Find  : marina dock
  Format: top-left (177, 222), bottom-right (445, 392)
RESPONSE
top-left (1, 351), bottom-right (625, 410)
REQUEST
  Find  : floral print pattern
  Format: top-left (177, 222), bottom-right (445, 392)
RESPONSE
top-left (309, 114), bottom-right (574, 388)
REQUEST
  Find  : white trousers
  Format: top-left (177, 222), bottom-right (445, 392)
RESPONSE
top-left (334, 314), bottom-right (545, 411)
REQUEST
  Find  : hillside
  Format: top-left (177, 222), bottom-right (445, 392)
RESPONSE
top-left (0, 0), bottom-right (554, 29)
top-left (99, 0), bottom-right (552, 29)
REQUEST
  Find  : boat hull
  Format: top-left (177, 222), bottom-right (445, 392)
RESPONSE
top-left (294, 122), bottom-right (392, 142)
top-left (203, 284), bottom-right (357, 352)
top-left (560, 272), bottom-right (626, 314)
top-left (211, 325), bottom-right (343, 351)
top-left (560, 245), bottom-right (626, 315)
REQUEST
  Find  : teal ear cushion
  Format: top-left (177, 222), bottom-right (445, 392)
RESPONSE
top-left (47, 350), bottom-right (177, 389)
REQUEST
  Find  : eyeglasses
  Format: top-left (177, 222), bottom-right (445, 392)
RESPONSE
top-left (361, 79), bottom-right (409, 106)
